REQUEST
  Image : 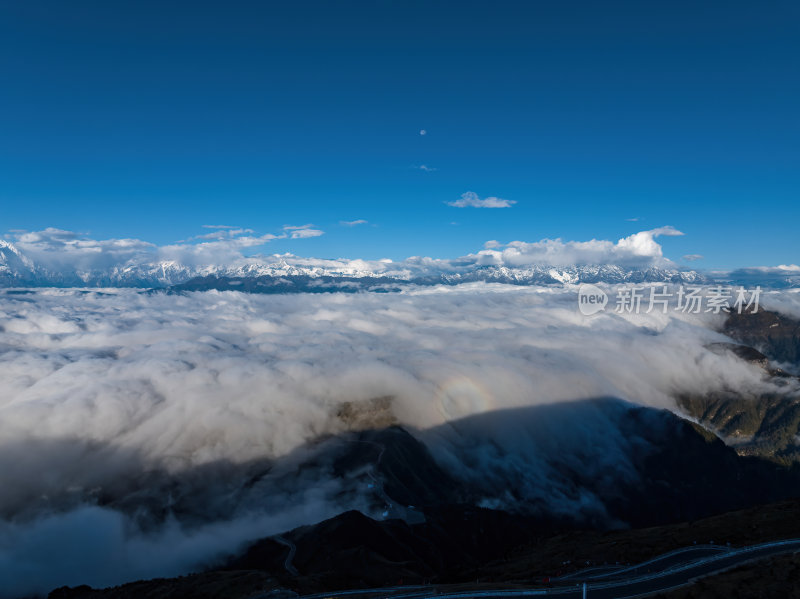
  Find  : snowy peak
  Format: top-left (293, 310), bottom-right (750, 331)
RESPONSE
top-left (0, 240), bottom-right (36, 282)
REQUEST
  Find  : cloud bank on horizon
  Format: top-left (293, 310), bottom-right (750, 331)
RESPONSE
top-left (0, 225), bottom-right (697, 279)
top-left (5, 225), bottom-right (800, 290)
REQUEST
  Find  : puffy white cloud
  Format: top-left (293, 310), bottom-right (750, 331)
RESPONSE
top-left (447, 191), bottom-right (516, 208)
top-left (10, 227), bottom-right (155, 272)
top-left (156, 233), bottom-right (282, 266)
top-left (469, 226), bottom-right (685, 268)
top-left (616, 225), bottom-right (683, 257)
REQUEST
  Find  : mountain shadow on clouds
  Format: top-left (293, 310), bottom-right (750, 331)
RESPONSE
top-left (10, 398), bottom-right (800, 597)
top-left (5, 399), bottom-right (800, 532)
top-left (386, 398), bottom-right (800, 528)
top-left (219, 399), bottom-right (800, 592)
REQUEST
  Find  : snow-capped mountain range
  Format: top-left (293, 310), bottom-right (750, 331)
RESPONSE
top-left (0, 238), bottom-right (714, 289)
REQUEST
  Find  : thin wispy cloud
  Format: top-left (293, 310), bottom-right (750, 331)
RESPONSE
top-left (193, 228), bottom-right (254, 241)
top-left (683, 254), bottom-right (704, 262)
top-left (447, 191), bottom-right (516, 208)
top-left (626, 217), bottom-right (641, 222)
top-left (416, 165), bottom-right (437, 172)
top-left (283, 224), bottom-right (325, 239)
top-left (340, 219), bottom-right (368, 227)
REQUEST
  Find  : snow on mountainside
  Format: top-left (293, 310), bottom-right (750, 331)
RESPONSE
top-left (0, 240), bottom-right (37, 283)
top-left (0, 239), bottom-right (709, 289)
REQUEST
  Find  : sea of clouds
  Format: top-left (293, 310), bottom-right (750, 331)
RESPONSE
top-left (0, 284), bottom-right (798, 596)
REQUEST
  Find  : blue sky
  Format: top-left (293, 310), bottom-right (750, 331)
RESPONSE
top-left (1, 0), bottom-right (798, 269)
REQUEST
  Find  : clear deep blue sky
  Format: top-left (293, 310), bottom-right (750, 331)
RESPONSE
top-left (0, 1), bottom-right (798, 268)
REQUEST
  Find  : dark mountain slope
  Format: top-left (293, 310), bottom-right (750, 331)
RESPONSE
top-left (679, 308), bottom-right (800, 462)
top-left (724, 308), bottom-right (800, 368)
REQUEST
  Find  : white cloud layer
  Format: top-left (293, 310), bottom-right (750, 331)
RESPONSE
top-left (0, 285), bottom-right (797, 595)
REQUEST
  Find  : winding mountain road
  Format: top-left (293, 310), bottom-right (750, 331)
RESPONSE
top-left (299, 539), bottom-right (800, 599)
top-left (274, 535), bottom-right (299, 577)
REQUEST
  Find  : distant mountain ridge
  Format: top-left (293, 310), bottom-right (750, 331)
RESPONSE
top-left (0, 239), bottom-right (713, 289)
